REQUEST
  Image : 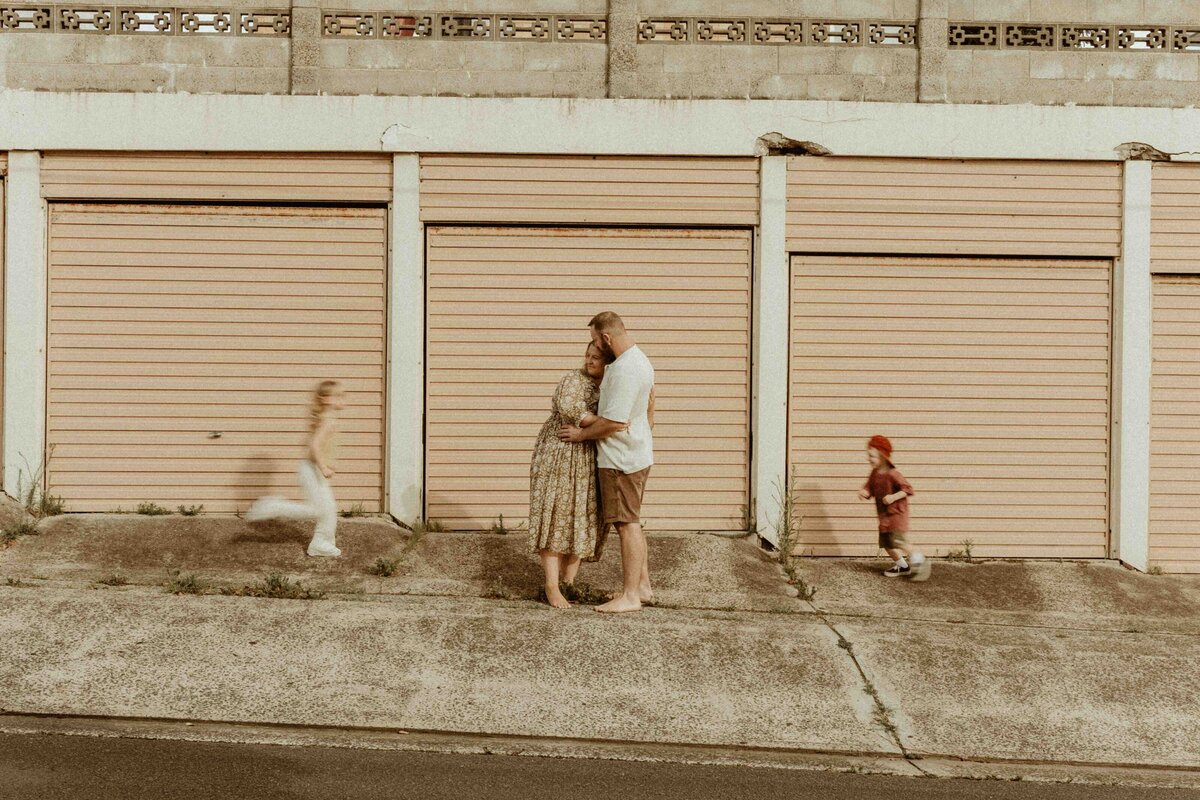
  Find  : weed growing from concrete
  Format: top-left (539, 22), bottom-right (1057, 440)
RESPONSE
top-left (1148, 565), bottom-right (1164, 575)
top-left (221, 572), bottom-right (324, 600)
top-left (339, 502), bottom-right (368, 519)
top-left (483, 576), bottom-right (520, 600)
top-left (363, 522), bottom-right (429, 578)
top-left (177, 505), bottom-right (204, 517)
top-left (136, 502), bottom-right (171, 516)
top-left (4, 577), bottom-right (30, 587)
top-left (863, 681), bottom-right (898, 737)
top-left (1, 521), bottom-right (39, 546)
top-left (559, 581), bottom-right (608, 605)
top-left (407, 518), bottom-right (446, 535)
top-left (164, 569), bottom-right (205, 595)
top-left (488, 514), bottom-right (525, 535)
top-left (771, 470), bottom-right (816, 602)
top-left (97, 574), bottom-right (128, 587)
top-left (947, 539), bottom-right (976, 562)
top-left (368, 557), bottom-right (400, 577)
top-left (17, 447), bottom-right (66, 518)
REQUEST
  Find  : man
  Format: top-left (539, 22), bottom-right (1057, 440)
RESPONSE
top-left (558, 311), bottom-right (655, 613)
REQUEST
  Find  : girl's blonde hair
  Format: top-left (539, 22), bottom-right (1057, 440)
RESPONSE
top-left (310, 380), bottom-right (342, 428)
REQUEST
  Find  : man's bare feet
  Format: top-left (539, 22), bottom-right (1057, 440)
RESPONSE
top-left (545, 586), bottom-right (572, 609)
top-left (639, 582), bottom-right (654, 606)
top-left (596, 594), bottom-right (642, 613)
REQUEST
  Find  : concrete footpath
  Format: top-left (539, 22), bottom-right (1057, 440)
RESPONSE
top-left (0, 514), bottom-right (1198, 788)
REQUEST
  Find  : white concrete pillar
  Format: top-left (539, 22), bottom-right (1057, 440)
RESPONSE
top-left (3, 152), bottom-right (47, 499)
top-left (1111, 160), bottom-right (1152, 571)
top-left (387, 154), bottom-right (424, 523)
top-left (752, 156), bottom-right (790, 546)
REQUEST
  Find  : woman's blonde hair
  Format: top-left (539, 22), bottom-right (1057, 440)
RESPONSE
top-left (310, 380), bottom-right (342, 428)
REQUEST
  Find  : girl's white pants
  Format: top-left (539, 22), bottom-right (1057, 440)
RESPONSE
top-left (245, 460), bottom-right (339, 556)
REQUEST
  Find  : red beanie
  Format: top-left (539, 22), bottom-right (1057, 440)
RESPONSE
top-left (867, 435), bottom-right (893, 458)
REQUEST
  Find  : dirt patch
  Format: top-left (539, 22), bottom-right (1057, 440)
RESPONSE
top-left (733, 540), bottom-right (790, 599)
top-left (804, 559), bottom-right (1046, 615)
top-left (1070, 562), bottom-right (1200, 618)
top-left (1, 514), bottom-right (409, 583)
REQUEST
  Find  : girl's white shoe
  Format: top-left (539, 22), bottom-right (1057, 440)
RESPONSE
top-left (307, 544), bottom-right (341, 558)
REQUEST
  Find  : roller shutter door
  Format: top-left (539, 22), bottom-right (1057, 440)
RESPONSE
top-left (47, 204), bottom-right (386, 512)
top-left (790, 256), bottom-right (1111, 559)
top-left (426, 226), bottom-right (751, 532)
top-left (1150, 277), bottom-right (1200, 573)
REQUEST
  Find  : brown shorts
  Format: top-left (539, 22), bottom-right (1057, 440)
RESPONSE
top-left (599, 466), bottom-right (651, 526)
top-left (879, 530), bottom-right (909, 551)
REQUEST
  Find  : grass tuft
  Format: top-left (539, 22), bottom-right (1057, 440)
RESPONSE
top-left (17, 446), bottom-right (66, 518)
top-left (482, 575), bottom-right (522, 601)
top-left (407, 518), bottom-right (446, 535)
top-left (339, 502), bottom-right (368, 519)
top-left (136, 502), bottom-right (172, 516)
top-left (177, 504), bottom-right (204, 517)
top-left (558, 581), bottom-right (608, 606)
top-left (488, 514), bottom-right (525, 536)
top-left (164, 569), bottom-right (205, 595)
top-left (367, 557), bottom-right (400, 577)
top-left (946, 539), bottom-right (976, 563)
top-left (1148, 565), bottom-right (1164, 576)
top-left (221, 572), bottom-right (324, 600)
top-left (97, 574), bottom-right (128, 587)
top-left (1, 521), bottom-right (39, 546)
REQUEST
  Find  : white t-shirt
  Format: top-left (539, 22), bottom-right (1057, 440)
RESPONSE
top-left (597, 344), bottom-right (655, 474)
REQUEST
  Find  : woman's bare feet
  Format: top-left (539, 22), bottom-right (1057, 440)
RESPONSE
top-left (607, 587), bottom-right (654, 606)
top-left (545, 585), bottom-right (572, 609)
top-left (596, 593), bottom-right (642, 613)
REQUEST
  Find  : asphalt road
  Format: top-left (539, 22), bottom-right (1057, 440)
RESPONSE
top-left (3, 732), bottom-right (1197, 800)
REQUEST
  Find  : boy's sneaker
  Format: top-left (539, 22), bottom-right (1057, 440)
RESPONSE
top-left (883, 563), bottom-right (910, 578)
top-left (910, 558), bottom-right (932, 583)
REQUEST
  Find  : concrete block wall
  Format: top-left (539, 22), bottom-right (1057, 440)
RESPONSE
top-left (947, 0), bottom-right (1200, 107)
top-left (0, 0), bottom-right (1198, 105)
top-left (316, 0), bottom-right (606, 96)
top-left (631, 0), bottom-right (918, 101)
top-left (0, 35), bottom-right (289, 94)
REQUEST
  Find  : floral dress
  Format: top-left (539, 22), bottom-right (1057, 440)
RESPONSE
top-left (528, 370), bottom-right (605, 560)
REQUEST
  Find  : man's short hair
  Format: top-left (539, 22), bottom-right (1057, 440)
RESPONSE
top-left (589, 311), bottom-right (626, 335)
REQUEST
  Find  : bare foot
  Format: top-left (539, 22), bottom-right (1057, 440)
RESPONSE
top-left (596, 594), bottom-right (642, 613)
top-left (639, 583), bottom-right (654, 606)
top-left (545, 587), bottom-right (572, 609)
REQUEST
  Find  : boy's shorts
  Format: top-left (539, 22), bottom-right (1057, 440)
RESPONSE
top-left (879, 530), bottom-right (909, 551)
top-left (599, 466), bottom-right (650, 526)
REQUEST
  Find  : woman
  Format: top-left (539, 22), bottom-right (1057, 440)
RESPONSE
top-left (528, 342), bottom-right (614, 608)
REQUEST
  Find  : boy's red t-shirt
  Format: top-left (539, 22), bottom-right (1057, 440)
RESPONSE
top-left (863, 468), bottom-right (914, 532)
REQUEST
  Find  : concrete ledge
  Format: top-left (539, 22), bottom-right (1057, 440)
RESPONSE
top-left (0, 589), bottom-right (886, 754)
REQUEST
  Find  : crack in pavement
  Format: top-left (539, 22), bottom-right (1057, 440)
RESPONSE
top-left (802, 598), bottom-right (934, 778)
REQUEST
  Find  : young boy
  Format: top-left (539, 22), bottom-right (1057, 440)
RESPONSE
top-left (858, 435), bottom-right (930, 582)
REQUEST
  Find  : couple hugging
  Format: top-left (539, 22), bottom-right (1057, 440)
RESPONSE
top-left (527, 311), bottom-right (656, 613)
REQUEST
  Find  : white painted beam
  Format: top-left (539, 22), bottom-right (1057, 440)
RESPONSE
top-left (3, 151), bottom-right (46, 500)
top-left (1112, 161), bottom-right (1152, 572)
top-left (386, 154), bottom-right (424, 523)
top-left (2, 92), bottom-right (1200, 161)
top-left (752, 157), bottom-right (789, 546)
